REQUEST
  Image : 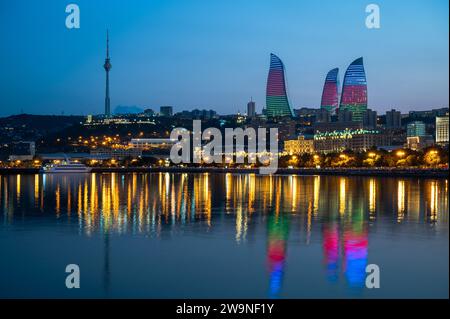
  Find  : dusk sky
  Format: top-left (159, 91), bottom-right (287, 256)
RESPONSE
top-left (0, 0), bottom-right (448, 116)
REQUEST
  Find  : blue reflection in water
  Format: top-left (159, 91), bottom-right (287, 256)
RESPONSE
top-left (344, 228), bottom-right (368, 288)
top-left (323, 224), bottom-right (340, 283)
top-left (267, 213), bottom-right (289, 299)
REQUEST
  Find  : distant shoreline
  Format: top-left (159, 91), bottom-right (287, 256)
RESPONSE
top-left (0, 167), bottom-right (448, 178)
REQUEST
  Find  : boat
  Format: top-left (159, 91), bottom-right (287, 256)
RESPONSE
top-left (40, 160), bottom-right (92, 173)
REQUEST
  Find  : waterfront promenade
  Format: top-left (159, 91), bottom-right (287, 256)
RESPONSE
top-left (0, 167), bottom-right (448, 178)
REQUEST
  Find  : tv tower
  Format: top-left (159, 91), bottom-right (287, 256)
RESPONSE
top-left (104, 30), bottom-right (112, 116)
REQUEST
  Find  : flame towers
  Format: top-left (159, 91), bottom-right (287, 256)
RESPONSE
top-left (320, 68), bottom-right (339, 115)
top-left (339, 57), bottom-right (367, 122)
top-left (266, 53), bottom-right (294, 118)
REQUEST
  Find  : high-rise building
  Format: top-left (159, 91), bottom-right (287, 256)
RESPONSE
top-left (340, 57), bottom-right (367, 122)
top-left (103, 30), bottom-right (112, 117)
top-left (436, 115), bottom-right (449, 145)
top-left (320, 68), bottom-right (339, 115)
top-left (337, 109), bottom-right (353, 122)
top-left (407, 121), bottom-right (426, 137)
top-left (363, 109), bottom-right (377, 129)
top-left (266, 53), bottom-right (294, 118)
top-left (386, 109), bottom-right (402, 128)
top-left (247, 99), bottom-right (256, 118)
top-left (160, 106), bottom-right (173, 117)
top-left (316, 109), bottom-right (331, 123)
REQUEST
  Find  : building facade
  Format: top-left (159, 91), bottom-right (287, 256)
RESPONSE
top-left (320, 68), bottom-right (339, 115)
top-left (339, 57), bottom-right (368, 122)
top-left (91, 147), bottom-right (142, 160)
top-left (436, 115), bottom-right (449, 145)
top-left (247, 100), bottom-right (256, 118)
top-left (314, 121), bottom-right (363, 134)
top-left (266, 53), bottom-right (294, 118)
top-left (406, 121), bottom-right (426, 137)
top-left (284, 136), bottom-right (315, 155)
top-left (363, 109), bottom-right (377, 129)
top-left (129, 138), bottom-right (177, 150)
top-left (8, 141), bottom-right (36, 161)
top-left (386, 109), bottom-right (402, 129)
top-left (314, 129), bottom-right (391, 153)
top-left (160, 106), bottom-right (173, 117)
top-left (406, 136), bottom-right (434, 151)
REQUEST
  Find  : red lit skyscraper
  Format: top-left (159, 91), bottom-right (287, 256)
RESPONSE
top-left (266, 54), bottom-right (294, 118)
top-left (320, 68), bottom-right (339, 115)
top-left (340, 57), bottom-right (367, 122)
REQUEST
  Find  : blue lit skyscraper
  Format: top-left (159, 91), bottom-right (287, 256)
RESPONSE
top-left (340, 57), bottom-right (367, 122)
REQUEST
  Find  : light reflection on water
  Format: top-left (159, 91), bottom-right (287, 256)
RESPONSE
top-left (0, 173), bottom-right (448, 298)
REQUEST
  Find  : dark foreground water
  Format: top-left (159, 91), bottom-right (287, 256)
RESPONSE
top-left (0, 173), bottom-right (448, 298)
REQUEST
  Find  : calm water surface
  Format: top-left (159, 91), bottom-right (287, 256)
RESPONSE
top-left (0, 173), bottom-right (448, 298)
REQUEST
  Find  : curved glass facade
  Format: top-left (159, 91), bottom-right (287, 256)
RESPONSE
top-left (266, 53), bottom-right (294, 118)
top-left (340, 57), bottom-right (367, 122)
top-left (320, 68), bottom-right (339, 115)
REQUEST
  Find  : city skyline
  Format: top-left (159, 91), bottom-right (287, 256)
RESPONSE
top-left (0, 0), bottom-right (448, 117)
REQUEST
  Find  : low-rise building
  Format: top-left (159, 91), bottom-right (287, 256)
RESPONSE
top-left (406, 136), bottom-right (434, 151)
top-left (314, 129), bottom-right (392, 154)
top-left (8, 141), bottom-right (36, 161)
top-left (91, 147), bottom-right (142, 160)
top-left (284, 136), bottom-right (315, 155)
top-left (129, 138), bottom-right (177, 150)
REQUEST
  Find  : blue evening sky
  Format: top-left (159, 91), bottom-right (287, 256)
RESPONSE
top-left (0, 0), bottom-right (448, 116)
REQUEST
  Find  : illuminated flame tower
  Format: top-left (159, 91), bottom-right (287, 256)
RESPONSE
top-left (103, 30), bottom-right (112, 116)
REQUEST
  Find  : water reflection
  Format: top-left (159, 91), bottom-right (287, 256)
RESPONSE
top-left (0, 173), bottom-right (448, 297)
top-left (267, 213), bottom-right (289, 298)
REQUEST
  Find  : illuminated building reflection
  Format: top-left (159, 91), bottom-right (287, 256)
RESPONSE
top-left (368, 178), bottom-right (376, 218)
top-left (397, 180), bottom-right (406, 222)
top-left (343, 218), bottom-right (368, 288)
top-left (323, 223), bottom-right (339, 282)
top-left (0, 173), bottom-right (447, 296)
top-left (267, 213), bottom-right (289, 298)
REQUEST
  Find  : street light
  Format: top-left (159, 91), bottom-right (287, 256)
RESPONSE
top-left (396, 150), bottom-right (406, 158)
